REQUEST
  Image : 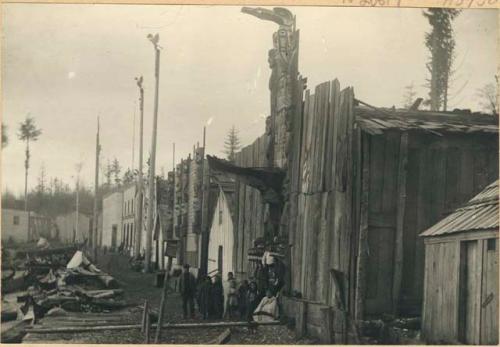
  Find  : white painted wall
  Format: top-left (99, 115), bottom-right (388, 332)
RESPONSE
top-left (122, 184), bottom-right (136, 255)
top-left (102, 191), bottom-right (123, 248)
top-left (1, 209), bottom-right (30, 243)
top-left (207, 190), bottom-right (234, 281)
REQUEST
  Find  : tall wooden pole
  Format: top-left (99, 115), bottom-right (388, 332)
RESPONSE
top-left (145, 34), bottom-right (161, 272)
top-left (167, 142), bottom-right (175, 272)
top-left (74, 162), bottom-right (83, 244)
top-left (75, 181), bottom-right (79, 243)
top-left (134, 76), bottom-right (144, 259)
top-left (92, 117), bottom-right (101, 260)
top-left (199, 126), bottom-right (209, 277)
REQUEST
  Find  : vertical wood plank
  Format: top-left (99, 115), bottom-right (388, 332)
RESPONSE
top-left (355, 132), bottom-right (370, 321)
top-left (392, 132), bottom-right (408, 314)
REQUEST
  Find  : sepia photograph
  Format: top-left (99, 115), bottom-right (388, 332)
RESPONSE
top-left (1, 2), bottom-right (498, 344)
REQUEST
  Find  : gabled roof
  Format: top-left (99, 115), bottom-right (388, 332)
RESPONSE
top-left (420, 180), bottom-right (499, 237)
top-left (355, 106), bottom-right (499, 135)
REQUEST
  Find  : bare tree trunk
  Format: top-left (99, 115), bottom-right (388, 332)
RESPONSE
top-left (24, 139), bottom-right (30, 212)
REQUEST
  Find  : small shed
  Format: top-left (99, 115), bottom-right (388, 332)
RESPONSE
top-left (421, 179), bottom-right (498, 345)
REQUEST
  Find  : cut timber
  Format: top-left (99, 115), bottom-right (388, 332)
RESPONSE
top-left (141, 300), bottom-right (148, 333)
top-left (210, 328), bottom-right (231, 344)
top-left (392, 132), bottom-right (408, 315)
top-left (26, 320), bottom-right (281, 334)
top-left (355, 133), bottom-right (370, 321)
top-left (1, 319), bottom-right (32, 343)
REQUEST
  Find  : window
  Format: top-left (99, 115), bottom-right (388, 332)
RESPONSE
top-left (219, 207), bottom-right (223, 225)
top-left (13, 216), bottom-right (19, 225)
top-left (487, 238), bottom-right (496, 251)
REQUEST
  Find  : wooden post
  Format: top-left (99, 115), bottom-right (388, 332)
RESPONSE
top-left (199, 126), bottom-right (210, 277)
top-left (295, 300), bottom-right (307, 338)
top-left (392, 132), bottom-right (408, 315)
top-left (145, 35), bottom-right (161, 272)
top-left (92, 118), bottom-right (100, 261)
top-left (141, 300), bottom-right (149, 333)
top-left (154, 273), bottom-right (169, 343)
top-left (145, 310), bottom-right (151, 344)
top-left (355, 133), bottom-right (369, 321)
top-left (134, 76), bottom-right (144, 259)
top-left (320, 307), bottom-right (334, 344)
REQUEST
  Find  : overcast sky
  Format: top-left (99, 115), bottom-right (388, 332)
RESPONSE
top-left (2, 5), bottom-right (497, 195)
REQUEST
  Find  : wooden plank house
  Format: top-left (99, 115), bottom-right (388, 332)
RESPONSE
top-left (420, 180), bottom-right (498, 345)
top-left (284, 80), bottom-right (499, 341)
top-left (209, 78), bottom-right (499, 342)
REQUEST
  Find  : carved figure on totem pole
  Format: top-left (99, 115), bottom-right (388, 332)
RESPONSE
top-left (242, 7), bottom-right (299, 170)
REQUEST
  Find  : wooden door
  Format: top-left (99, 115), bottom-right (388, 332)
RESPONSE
top-left (481, 238), bottom-right (498, 345)
top-left (111, 225), bottom-right (117, 248)
top-left (464, 240), bottom-right (480, 344)
top-left (218, 246), bottom-right (223, 276)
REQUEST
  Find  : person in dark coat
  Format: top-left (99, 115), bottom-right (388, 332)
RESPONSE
top-left (237, 280), bottom-right (249, 319)
top-left (246, 280), bottom-right (260, 322)
top-left (179, 264), bottom-right (196, 319)
top-left (254, 262), bottom-right (268, 299)
top-left (197, 276), bottom-right (212, 320)
top-left (210, 274), bottom-right (224, 319)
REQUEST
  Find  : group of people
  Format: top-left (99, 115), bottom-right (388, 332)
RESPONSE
top-left (178, 264), bottom-right (280, 322)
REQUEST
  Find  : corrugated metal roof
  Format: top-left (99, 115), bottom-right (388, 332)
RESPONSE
top-left (355, 106), bottom-right (499, 135)
top-left (421, 180), bottom-right (499, 237)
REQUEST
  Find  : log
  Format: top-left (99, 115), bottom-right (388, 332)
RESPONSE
top-left (1, 319), bottom-right (32, 343)
top-left (25, 320), bottom-right (281, 334)
top-left (145, 308), bottom-right (150, 344)
top-left (210, 328), bottom-right (231, 344)
top-left (141, 300), bottom-right (148, 333)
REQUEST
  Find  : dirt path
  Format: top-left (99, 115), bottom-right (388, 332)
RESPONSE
top-left (24, 251), bottom-right (307, 344)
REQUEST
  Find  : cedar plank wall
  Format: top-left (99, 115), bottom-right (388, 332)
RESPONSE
top-left (289, 80), bottom-right (356, 307)
top-left (365, 131), bottom-right (498, 316)
top-left (233, 135), bottom-right (267, 279)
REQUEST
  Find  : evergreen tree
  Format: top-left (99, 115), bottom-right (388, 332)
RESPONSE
top-left (402, 82), bottom-right (418, 109)
top-left (2, 124), bottom-right (8, 148)
top-left (18, 115), bottom-right (42, 211)
top-left (122, 168), bottom-right (135, 185)
top-left (223, 125), bottom-right (241, 163)
top-left (423, 8), bottom-right (460, 111)
top-left (111, 158), bottom-right (121, 186)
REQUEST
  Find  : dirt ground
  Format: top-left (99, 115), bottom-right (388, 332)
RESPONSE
top-left (24, 251), bottom-right (308, 344)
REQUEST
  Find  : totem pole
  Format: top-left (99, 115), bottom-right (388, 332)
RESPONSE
top-left (242, 7), bottom-right (301, 291)
top-left (241, 7), bottom-right (299, 170)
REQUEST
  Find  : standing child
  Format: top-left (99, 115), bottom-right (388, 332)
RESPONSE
top-left (226, 280), bottom-right (239, 319)
top-left (237, 280), bottom-right (249, 319)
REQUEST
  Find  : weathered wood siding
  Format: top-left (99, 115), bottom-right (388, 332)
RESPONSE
top-left (289, 80), bottom-right (356, 309)
top-left (365, 131), bottom-right (498, 315)
top-left (422, 234), bottom-right (499, 344)
top-left (421, 240), bottom-right (461, 342)
top-left (233, 134), bottom-right (267, 278)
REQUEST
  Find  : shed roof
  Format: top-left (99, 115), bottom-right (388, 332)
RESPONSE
top-left (420, 180), bottom-right (499, 237)
top-left (355, 106), bottom-right (499, 135)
